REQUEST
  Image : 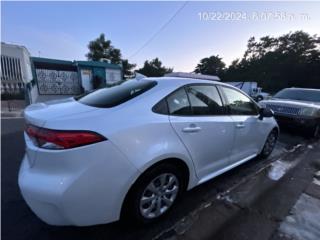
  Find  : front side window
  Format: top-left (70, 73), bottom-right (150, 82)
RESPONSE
top-left (76, 80), bottom-right (157, 108)
top-left (221, 86), bottom-right (259, 115)
top-left (186, 85), bottom-right (224, 115)
top-left (167, 88), bottom-right (191, 115)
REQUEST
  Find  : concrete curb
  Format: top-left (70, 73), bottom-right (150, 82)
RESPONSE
top-left (1, 111), bottom-right (23, 118)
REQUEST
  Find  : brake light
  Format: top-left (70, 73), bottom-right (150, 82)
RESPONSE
top-left (25, 125), bottom-right (106, 149)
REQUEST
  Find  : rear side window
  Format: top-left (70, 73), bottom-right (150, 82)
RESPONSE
top-left (167, 88), bottom-right (192, 115)
top-left (186, 85), bottom-right (224, 115)
top-left (152, 99), bottom-right (168, 115)
top-left (76, 80), bottom-right (157, 108)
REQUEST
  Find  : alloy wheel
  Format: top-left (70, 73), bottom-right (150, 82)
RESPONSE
top-left (313, 125), bottom-right (320, 138)
top-left (263, 131), bottom-right (277, 156)
top-left (139, 173), bottom-right (179, 219)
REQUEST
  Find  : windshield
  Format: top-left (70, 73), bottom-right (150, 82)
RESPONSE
top-left (76, 80), bottom-right (157, 108)
top-left (273, 89), bottom-right (320, 102)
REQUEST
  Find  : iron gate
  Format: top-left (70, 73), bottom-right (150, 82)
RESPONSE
top-left (36, 69), bottom-right (81, 95)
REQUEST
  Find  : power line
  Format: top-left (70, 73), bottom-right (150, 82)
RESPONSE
top-left (128, 1), bottom-right (188, 60)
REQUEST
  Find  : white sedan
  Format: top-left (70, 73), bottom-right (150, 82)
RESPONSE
top-left (19, 76), bottom-right (278, 226)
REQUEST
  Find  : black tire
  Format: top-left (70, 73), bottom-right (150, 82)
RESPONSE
top-left (121, 163), bottom-right (186, 225)
top-left (256, 95), bottom-right (263, 102)
top-left (260, 129), bottom-right (278, 158)
top-left (308, 124), bottom-right (320, 139)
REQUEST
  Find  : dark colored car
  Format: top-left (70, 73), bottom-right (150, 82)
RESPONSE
top-left (260, 88), bottom-right (320, 137)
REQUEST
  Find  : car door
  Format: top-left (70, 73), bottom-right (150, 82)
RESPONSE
top-left (219, 86), bottom-right (262, 163)
top-left (168, 84), bottom-right (234, 181)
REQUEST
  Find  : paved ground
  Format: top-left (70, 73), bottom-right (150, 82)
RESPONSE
top-left (167, 143), bottom-right (320, 240)
top-left (1, 118), bottom-right (318, 240)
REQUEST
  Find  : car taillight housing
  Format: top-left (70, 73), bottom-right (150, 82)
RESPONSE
top-left (25, 125), bottom-right (106, 150)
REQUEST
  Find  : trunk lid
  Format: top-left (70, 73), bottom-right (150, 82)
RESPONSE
top-left (24, 98), bottom-right (98, 127)
top-left (23, 98), bottom-right (104, 167)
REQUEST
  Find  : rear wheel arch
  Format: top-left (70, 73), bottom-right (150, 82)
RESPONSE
top-left (120, 158), bottom-right (190, 221)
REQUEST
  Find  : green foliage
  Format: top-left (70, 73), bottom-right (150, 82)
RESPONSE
top-left (194, 55), bottom-right (226, 76)
top-left (122, 59), bottom-right (136, 79)
top-left (222, 31), bottom-right (320, 92)
top-left (86, 33), bottom-right (136, 78)
top-left (136, 58), bottom-right (173, 77)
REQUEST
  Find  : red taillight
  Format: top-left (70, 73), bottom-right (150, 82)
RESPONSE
top-left (26, 125), bottom-right (106, 149)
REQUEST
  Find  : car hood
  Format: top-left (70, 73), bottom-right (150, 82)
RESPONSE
top-left (24, 98), bottom-right (100, 127)
top-left (260, 98), bottom-right (320, 109)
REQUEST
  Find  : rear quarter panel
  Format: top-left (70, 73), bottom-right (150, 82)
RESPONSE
top-left (105, 108), bottom-right (199, 190)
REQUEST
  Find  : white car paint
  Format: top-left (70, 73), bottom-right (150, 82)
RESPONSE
top-left (19, 77), bottom-right (278, 226)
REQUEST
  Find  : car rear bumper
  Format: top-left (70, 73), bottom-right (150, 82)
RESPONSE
top-left (18, 141), bottom-right (139, 226)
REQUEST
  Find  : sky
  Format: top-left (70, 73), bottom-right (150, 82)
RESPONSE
top-left (1, 1), bottom-right (320, 72)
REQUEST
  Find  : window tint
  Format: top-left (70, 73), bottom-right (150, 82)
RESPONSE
top-left (76, 80), bottom-right (157, 108)
top-left (167, 88), bottom-right (191, 115)
top-left (221, 87), bottom-right (258, 115)
top-left (152, 99), bottom-right (168, 115)
top-left (186, 85), bottom-right (224, 115)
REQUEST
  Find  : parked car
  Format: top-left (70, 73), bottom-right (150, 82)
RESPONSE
top-left (227, 81), bottom-right (270, 101)
top-left (19, 75), bottom-right (278, 226)
top-left (260, 88), bottom-right (320, 137)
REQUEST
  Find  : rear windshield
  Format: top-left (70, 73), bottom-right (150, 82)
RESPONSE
top-left (76, 80), bottom-right (157, 108)
top-left (273, 89), bottom-right (320, 102)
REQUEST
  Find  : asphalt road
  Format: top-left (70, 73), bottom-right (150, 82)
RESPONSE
top-left (0, 118), bottom-right (311, 240)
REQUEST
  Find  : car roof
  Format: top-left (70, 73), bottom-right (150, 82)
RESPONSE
top-left (144, 77), bottom-right (233, 89)
top-left (284, 87), bottom-right (320, 92)
top-left (130, 77), bottom-right (257, 106)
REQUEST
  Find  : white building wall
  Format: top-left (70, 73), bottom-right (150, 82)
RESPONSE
top-left (1, 43), bottom-right (37, 103)
top-left (28, 84), bottom-right (39, 104)
top-left (105, 69), bottom-right (122, 84)
top-left (1, 42), bottom-right (33, 83)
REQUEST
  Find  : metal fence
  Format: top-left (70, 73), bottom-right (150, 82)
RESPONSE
top-left (1, 55), bottom-right (23, 82)
top-left (1, 82), bottom-right (25, 95)
top-left (1, 54), bottom-right (26, 102)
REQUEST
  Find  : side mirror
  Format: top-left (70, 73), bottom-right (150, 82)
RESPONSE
top-left (259, 107), bottom-right (274, 120)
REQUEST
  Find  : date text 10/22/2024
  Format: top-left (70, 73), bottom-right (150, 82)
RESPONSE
top-left (198, 11), bottom-right (311, 22)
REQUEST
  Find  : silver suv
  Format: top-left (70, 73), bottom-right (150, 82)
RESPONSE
top-left (260, 88), bottom-right (320, 137)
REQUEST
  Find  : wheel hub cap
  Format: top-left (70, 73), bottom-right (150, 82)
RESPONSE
top-left (264, 132), bottom-right (276, 155)
top-left (139, 173), bottom-right (179, 219)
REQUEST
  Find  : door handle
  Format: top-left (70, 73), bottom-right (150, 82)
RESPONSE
top-left (236, 123), bottom-right (245, 128)
top-left (182, 126), bottom-right (202, 133)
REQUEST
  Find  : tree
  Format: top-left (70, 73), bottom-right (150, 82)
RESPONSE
top-left (121, 59), bottom-right (136, 79)
top-left (136, 58), bottom-right (173, 77)
top-left (86, 33), bottom-right (136, 78)
top-left (223, 31), bottom-right (320, 92)
top-left (194, 55), bottom-right (226, 76)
